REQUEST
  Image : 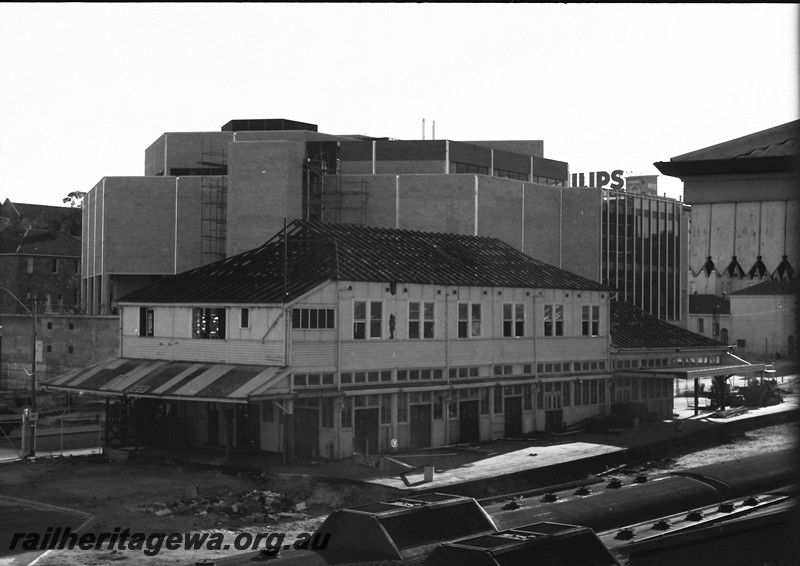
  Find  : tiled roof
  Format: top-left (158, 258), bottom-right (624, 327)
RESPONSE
top-left (729, 280), bottom-right (800, 296)
top-left (0, 199), bottom-right (81, 234)
top-left (611, 299), bottom-right (725, 351)
top-left (0, 229), bottom-right (81, 256)
top-left (688, 294), bottom-right (730, 315)
top-left (120, 220), bottom-right (608, 304)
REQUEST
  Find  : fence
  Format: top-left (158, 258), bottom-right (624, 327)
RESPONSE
top-left (0, 409), bottom-right (103, 462)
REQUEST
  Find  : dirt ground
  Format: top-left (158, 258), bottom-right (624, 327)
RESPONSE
top-left (2, 456), bottom-right (400, 565)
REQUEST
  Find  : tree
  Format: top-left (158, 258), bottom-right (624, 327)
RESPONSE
top-left (63, 191), bottom-right (87, 208)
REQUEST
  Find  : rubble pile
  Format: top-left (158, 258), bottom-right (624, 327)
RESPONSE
top-left (134, 485), bottom-right (310, 523)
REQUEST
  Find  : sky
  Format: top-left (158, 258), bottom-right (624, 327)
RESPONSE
top-left (0, 3), bottom-right (797, 206)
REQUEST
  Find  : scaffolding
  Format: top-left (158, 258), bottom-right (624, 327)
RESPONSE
top-left (303, 142), bottom-right (368, 225)
top-left (200, 142), bottom-right (227, 264)
top-left (327, 178), bottom-right (369, 225)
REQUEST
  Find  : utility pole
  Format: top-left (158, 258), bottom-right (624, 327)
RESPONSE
top-left (29, 298), bottom-right (37, 457)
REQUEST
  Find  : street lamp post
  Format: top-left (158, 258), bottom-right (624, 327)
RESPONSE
top-left (0, 285), bottom-right (37, 457)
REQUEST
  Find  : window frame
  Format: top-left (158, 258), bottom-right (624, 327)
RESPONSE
top-left (292, 307), bottom-right (336, 330)
top-left (353, 300), bottom-right (383, 340)
top-left (139, 306), bottom-right (154, 337)
top-left (457, 302), bottom-right (482, 338)
top-left (543, 303), bottom-right (564, 336)
top-left (192, 307), bottom-right (226, 339)
top-left (581, 305), bottom-right (600, 337)
top-left (503, 302), bottom-right (525, 337)
top-left (408, 300), bottom-right (435, 339)
top-left (240, 308), bottom-right (250, 329)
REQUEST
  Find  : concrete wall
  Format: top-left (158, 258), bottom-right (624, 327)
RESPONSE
top-left (226, 141), bottom-right (306, 256)
top-left (465, 140), bottom-right (545, 158)
top-left (144, 132), bottom-right (234, 176)
top-left (327, 174), bottom-right (601, 282)
top-left (82, 176), bottom-right (205, 313)
top-left (0, 314), bottom-right (119, 390)
top-left (730, 293), bottom-right (797, 358)
top-left (683, 172), bottom-right (798, 204)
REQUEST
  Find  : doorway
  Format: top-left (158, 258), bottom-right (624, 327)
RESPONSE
top-left (458, 400), bottom-right (480, 444)
top-left (409, 404), bottom-right (432, 449)
top-left (354, 408), bottom-right (380, 455)
top-left (236, 404), bottom-right (260, 451)
top-left (294, 407), bottom-right (320, 459)
top-left (504, 396), bottom-right (523, 438)
top-left (207, 403), bottom-right (219, 447)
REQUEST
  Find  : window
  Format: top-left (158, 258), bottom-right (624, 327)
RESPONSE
top-left (293, 308), bottom-right (335, 329)
top-left (503, 303), bottom-right (525, 337)
top-left (192, 308), bottom-right (226, 339)
top-left (544, 304), bottom-right (564, 336)
top-left (51, 259), bottom-right (58, 273)
top-left (139, 307), bottom-right (154, 337)
top-left (341, 398), bottom-right (352, 428)
top-left (261, 402), bottom-right (274, 423)
top-left (409, 301), bottom-right (435, 339)
top-left (433, 395), bottom-right (443, 420)
top-left (451, 161), bottom-right (489, 175)
top-left (458, 303), bottom-right (481, 338)
top-left (353, 300), bottom-right (382, 339)
top-left (697, 318), bottom-right (705, 333)
top-left (582, 305), bottom-right (600, 336)
top-left (397, 393), bottom-right (408, 423)
top-left (321, 399), bottom-right (334, 428)
top-left (74, 260), bottom-right (80, 274)
top-left (240, 308), bottom-right (250, 329)
top-left (480, 388), bottom-right (490, 414)
top-left (493, 387), bottom-right (503, 413)
top-left (381, 395), bottom-right (392, 425)
top-left (68, 346), bottom-right (74, 354)
top-left (26, 258), bottom-right (34, 273)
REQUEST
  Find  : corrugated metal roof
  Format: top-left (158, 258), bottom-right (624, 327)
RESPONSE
top-left (611, 299), bottom-right (725, 351)
top-left (41, 358), bottom-right (283, 402)
top-left (120, 220), bottom-right (607, 304)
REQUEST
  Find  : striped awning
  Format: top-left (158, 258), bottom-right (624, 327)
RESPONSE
top-left (41, 359), bottom-right (286, 403)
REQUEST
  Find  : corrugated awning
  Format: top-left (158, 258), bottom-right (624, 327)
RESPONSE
top-left (41, 359), bottom-right (286, 404)
top-left (616, 363), bottom-right (766, 380)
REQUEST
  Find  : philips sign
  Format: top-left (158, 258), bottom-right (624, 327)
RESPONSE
top-left (570, 170), bottom-right (625, 190)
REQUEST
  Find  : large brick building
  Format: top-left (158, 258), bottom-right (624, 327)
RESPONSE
top-left (82, 118), bottom-right (687, 324)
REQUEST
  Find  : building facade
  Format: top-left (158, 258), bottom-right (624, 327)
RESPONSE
top-left (52, 221), bottom-right (615, 458)
top-left (46, 221), bottom-right (733, 458)
top-left (81, 118), bottom-right (687, 326)
top-left (656, 120), bottom-right (800, 358)
top-left (601, 189), bottom-right (688, 323)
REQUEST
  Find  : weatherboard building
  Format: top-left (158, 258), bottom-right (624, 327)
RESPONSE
top-left (44, 221), bottom-right (735, 459)
top-left (48, 221), bottom-right (614, 458)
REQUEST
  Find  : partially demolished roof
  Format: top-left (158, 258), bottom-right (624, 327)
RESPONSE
top-left (120, 220), bottom-right (607, 304)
